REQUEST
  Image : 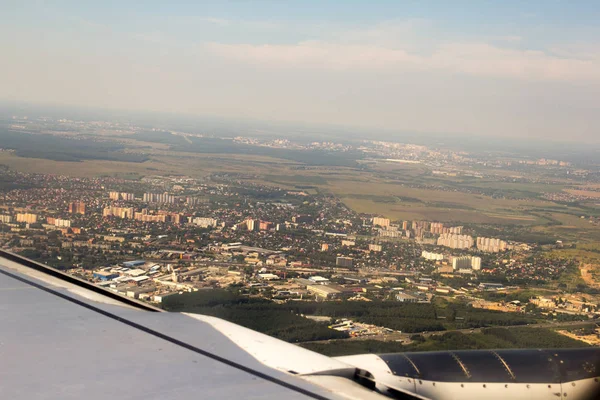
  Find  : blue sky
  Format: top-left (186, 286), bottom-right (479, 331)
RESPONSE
top-left (2, 1), bottom-right (600, 141)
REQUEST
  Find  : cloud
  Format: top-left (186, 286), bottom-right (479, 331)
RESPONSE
top-left (205, 40), bottom-right (422, 70)
top-left (204, 23), bottom-right (600, 83)
top-left (197, 17), bottom-right (230, 26)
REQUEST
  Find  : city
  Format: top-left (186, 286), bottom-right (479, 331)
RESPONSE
top-left (1, 138), bottom-right (599, 350)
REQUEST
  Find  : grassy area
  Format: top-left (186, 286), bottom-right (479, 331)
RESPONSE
top-left (263, 174), bottom-right (328, 186)
top-left (0, 151), bottom-right (297, 178)
top-left (549, 247), bottom-right (600, 289)
top-left (312, 176), bottom-right (564, 225)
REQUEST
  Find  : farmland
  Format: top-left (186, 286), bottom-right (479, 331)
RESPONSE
top-left (1, 130), bottom-right (600, 245)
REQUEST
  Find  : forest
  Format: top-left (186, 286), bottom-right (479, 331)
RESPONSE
top-left (161, 289), bottom-right (540, 343)
top-left (161, 289), bottom-right (348, 342)
top-left (0, 129), bottom-right (148, 162)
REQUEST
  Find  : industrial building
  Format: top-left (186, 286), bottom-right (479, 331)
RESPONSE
top-left (123, 260), bottom-right (146, 268)
top-left (307, 284), bottom-right (341, 299)
top-left (93, 271), bottom-right (119, 281)
top-left (395, 292), bottom-right (419, 303)
top-left (308, 276), bottom-right (330, 284)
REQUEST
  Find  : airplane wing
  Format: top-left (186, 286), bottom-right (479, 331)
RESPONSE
top-left (1, 250), bottom-right (599, 400)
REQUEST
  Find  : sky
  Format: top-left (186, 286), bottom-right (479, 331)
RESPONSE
top-left (1, 1), bottom-right (600, 142)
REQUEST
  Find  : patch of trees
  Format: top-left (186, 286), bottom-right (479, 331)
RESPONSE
top-left (0, 129), bottom-right (148, 162)
top-left (163, 291), bottom-right (540, 340)
top-left (161, 290), bottom-right (348, 342)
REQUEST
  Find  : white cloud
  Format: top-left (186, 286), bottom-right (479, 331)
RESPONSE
top-left (205, 37), bottom-right (600, 82)
top-left (205, 40), bottom-right (421, 70)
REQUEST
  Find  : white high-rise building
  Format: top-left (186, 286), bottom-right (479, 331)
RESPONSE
top-left (16, 213), bottom-right (37, 224)
top-left (192, 217), bottom-right (217, 228)
top-left (54, 219), bottom-right (71, 228)
top-left (437, 233), bottom-right (474, 249)
top-left (476, 237), bottom-right (508, 252)
top-left (421, 251), bottom-right (444, 261)
top-left (372, 217), bottom-right (390, 227)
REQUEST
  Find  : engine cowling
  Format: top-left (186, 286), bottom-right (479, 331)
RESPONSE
top-left (336, 348), bottom-right (600, 400)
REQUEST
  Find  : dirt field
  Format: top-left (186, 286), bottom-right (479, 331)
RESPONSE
top-left (564, 189), bottom-right (600, 199)
top-left (556, 330), bottom-right (600, 346)
top-left (581, 264), bottom-right (600, 289)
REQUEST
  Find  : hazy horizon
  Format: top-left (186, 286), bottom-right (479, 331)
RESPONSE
top-left (2, 1), bottom-right (600, 143)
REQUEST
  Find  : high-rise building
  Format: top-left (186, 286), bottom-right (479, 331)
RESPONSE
top-left (372, 217), bottom-right (390, 227)
top-left (402, 220), bottom-right (409, 230)
top-left (103, 206), bottom-right (134, 219)
top-left (68, 201), bottom-right (86, 214)
top-left (0, 215), bottom-right (12, 223)
top-left (121, 192), bottom-right (135, 201)
top-left (471, 256), bottom-right (482, 270)
top-left (54, 218), bottom-right (71, 228)
top-left (259, 221), bottom-right (273, 231)
top-left (476, 237), bottom-right (508, 252)
top-left (186, 197), bottom-right (206, 206)
top-left (133, 212), bottom-right (166, 222)
top-left (437, 233), bottom-right (474, 249)
top-left (168, 213), bottom-right (182, 224)
top-left (421, 251), bottom-right (444, 261)
top-left (379, 229), bottom-right (402, 238)
top-left (336, 256), bottom-right (354, 268)
top-left (321, 243), bottom-right (329, 252)
top-left (430, 222), bottom-right (444, 234)
top-left (452, 256), bottom-right (472, 270)
top-left (292, 215), bottom-right (313, 224)
top-left (369, 244), bottom-right (382, 252)
top-left (192, 217), bottom-right (217, 228)
top-left (110, 192), bottom-right (134, 201)
top-left (143, 192), bottom-right (176, 204)
top-left (448, 226), bottom-right (463, 235)
top-left (16, 213), bottom-right (37, 224)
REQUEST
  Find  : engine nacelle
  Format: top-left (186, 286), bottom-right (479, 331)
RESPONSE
top-left (336, 348), bottom-right (600, 400)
